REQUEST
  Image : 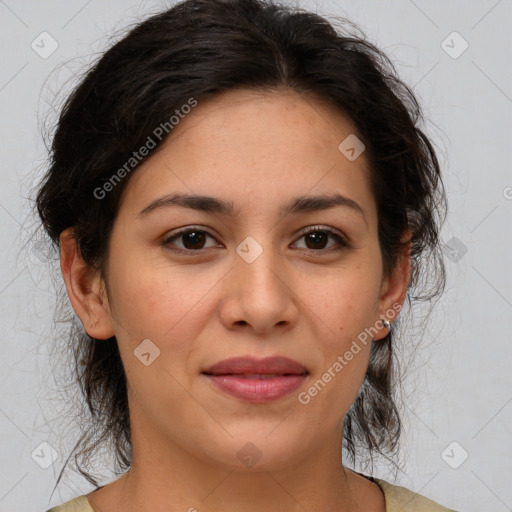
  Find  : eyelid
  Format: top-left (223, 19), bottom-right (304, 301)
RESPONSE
top-left (162, 224), bottom-right (350, 253)
top-left (162, 225), bottom-right (219, 247)
top-left (295, 224), bottom-right (347, 241)
top-left (292, 225), bottom-right (350, 251)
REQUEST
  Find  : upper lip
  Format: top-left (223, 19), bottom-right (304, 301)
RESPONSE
top-left (202, 356), bottom-right (309, 376)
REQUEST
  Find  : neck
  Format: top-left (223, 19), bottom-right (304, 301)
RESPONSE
top-left (90, 427), bottom-right (365, 512)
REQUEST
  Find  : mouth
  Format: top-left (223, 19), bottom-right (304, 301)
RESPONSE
top-left (202, 356), bottom-right (309, 403)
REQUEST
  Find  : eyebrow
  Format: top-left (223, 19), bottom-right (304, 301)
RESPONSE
top-left (138, 192), bottom-right (367, 225)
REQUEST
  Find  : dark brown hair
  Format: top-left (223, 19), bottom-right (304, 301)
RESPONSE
top-left (35, 0), bottom-right (447, 489)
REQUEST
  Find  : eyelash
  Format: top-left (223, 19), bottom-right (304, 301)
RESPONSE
top-left (162, 225), bottom-right (350, 255)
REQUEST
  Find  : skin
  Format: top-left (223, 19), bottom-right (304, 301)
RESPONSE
top-left (60, 88), bottom-right (411, 512)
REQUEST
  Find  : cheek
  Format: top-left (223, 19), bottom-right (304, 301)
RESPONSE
top-left (298, 278), bottom-right (376, 418)
top-left (293, 262), bottom-right (380, 404)
top-left (107, 254), bottom-right (222, 352)
top-left (300, 265), bottom-right (381, 341)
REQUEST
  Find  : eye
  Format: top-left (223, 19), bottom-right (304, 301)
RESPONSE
top-left (162, 225), bottom-right (349, 255)
top-left (292, 226), bottom-right (349, 252)
top-left (162, 227), bottom-right (221, 253)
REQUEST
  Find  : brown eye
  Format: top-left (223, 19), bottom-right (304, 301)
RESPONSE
top-left (163, 227), bottom-right (220, 253)
top-left (293, 226), bottom-right (349, 252)
top-left (180, 230), bottom-right (207, 250)
top-left (304, 231), bottom-right (329, 250)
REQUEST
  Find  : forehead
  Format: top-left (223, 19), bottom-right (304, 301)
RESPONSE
top-left (117, 88), bottom-right (376, 224)
top-left (161, 88), bottom-right (363, 158)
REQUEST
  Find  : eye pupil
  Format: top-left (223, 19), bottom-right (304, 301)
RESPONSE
top-left (183, 231), bottom-right (206, 249)
top-left (306, 231), bottom-right (328, 250)
top-left (166, 227), bottom-right (345, 254)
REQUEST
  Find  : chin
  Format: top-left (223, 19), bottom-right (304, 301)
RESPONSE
top-left (193, 429), bottom-right (308, 472)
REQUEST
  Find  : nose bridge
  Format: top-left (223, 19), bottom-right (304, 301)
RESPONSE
top-left (222, 231), bottom-right (297, 332)
top-left (234, 233), bottom-right (284, 297)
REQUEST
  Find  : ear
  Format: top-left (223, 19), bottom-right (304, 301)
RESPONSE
top-left (372, 229), bottom-right (412, 341)
top-left (59, 228), bottom-right (115, 340)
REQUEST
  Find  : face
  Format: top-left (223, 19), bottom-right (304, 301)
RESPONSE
top-left (75, 88), bottom-right (408, 471)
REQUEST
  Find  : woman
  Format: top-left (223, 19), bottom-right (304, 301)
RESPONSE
top-left (36, 0), bottom-right (458, 510)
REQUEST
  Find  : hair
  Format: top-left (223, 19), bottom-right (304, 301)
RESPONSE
top-left (35, 0), bottom-right (447, 490)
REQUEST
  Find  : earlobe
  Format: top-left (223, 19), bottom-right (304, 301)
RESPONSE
top-left (59, 228), bottom-right (115, 340)
top-left (373, 230), bottom-right (412, 341)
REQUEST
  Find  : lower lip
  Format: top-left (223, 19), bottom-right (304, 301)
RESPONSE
top-left (204, 374), bottom-right (307, 403)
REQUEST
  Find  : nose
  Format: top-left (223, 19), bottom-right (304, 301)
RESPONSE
top-left (218, 240), bottom-right (300, 336)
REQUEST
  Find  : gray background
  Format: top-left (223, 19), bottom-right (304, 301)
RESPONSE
top-left (1, 1), bottom-right (511, 511)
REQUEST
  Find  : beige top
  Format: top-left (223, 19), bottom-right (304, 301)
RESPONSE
top-left (45, 478), bottom-right (458, 511)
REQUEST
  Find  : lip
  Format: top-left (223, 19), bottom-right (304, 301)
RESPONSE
top-left (202, 356), bottom-right (309, 403)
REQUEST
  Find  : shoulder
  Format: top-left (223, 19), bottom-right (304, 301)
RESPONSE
top-left (44, 480), bottom-right (459, 512)
top-left (375, 478), bottom-right (459, 512)
top-left (45, 495), bottom-right (93, 512)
